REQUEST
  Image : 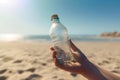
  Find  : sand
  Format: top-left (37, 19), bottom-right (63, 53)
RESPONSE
top-left (0, 41), bottom-right (120, 80)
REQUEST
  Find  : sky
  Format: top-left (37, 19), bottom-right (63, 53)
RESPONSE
top-left (0, 0), bottom-right (120, 35)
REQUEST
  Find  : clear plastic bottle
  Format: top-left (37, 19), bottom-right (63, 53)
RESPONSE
top-left (49, 14), bottom-right (75, 63)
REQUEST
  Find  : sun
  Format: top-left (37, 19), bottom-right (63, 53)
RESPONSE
top-left (0, 0), bottom-right (19, 7)
top-left (0, 0), bottom-right (8, 4)
top-left (0, 0), bottom-right (22, 11)
top-left (0, 0), bottom-right (13, 4)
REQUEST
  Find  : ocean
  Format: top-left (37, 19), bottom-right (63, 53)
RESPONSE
top-left (23, 35), bottom-right (120, 42)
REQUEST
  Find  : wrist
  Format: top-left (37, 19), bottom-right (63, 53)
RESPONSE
top-left (77, 59), bottom-right (91, 74)
top-left (80, 61), bottom-right (107, 80)
top-left (80, 60), bottom-right (91, 74)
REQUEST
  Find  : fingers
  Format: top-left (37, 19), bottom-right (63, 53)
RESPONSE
top-left (72, 52), bottom-right (79, 58)
top-left (69, 40), bottom-right (78, 52)
top-left (52, 51), bottom-right (56, 58)
top-left (50, 47), bottom-right (56, 58)
top-left (50, 47), bottom-right (66, 69)
top-left (69, 40), bottom-right (84, 55)
top-left (50, 47), bottom-right (54, 51)
top-left (50, 47), bottom-right (80, 71)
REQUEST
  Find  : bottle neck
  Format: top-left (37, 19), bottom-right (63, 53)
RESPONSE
top-left (51, 18), bottom-right (60, 23)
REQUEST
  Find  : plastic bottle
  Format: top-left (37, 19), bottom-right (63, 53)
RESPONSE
top-left (49, 14), bottom-right (75, 64)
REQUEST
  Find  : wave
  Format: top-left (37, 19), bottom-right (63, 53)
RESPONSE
top-left (23, 35), bottom-right (120, 42)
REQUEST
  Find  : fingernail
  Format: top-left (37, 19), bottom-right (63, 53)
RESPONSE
top-left (50, 47), bottom-right (54, 51)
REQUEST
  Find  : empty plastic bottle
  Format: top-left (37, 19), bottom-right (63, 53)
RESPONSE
top-left (49, 14), bottom-right (75, 64)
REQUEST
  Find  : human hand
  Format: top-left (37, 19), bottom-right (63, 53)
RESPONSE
top-left (50, 40), bottom-right (89, 74)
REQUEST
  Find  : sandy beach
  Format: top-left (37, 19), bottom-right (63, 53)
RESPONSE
top-left (0, 41), bottom-right (120, 80)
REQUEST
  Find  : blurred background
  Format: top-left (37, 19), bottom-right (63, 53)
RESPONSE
top-left (0, 0), bottom-right (120, 41)
top-left (0, 0), bottom-right (120, 80)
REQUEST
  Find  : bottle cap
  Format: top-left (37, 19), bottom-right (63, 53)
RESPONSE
top-left (51, 14), bottom-right (59, 21)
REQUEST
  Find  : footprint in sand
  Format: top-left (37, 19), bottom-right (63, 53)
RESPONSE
top-left (0, 55), bottom-right (5, 58)
top-left (17, 70), bottom-right (24, 74)
top-left (0, 69), bottom-right (7, 74)
top-left (111, 70), bottom-right (120, 74)
top-left (22, 74), bottom-right (42, 80)
top-left (46, 58), bottom-right (53, 63)
top-left (112, 66), bottom-right (120, 74)
top-left (98, 60), bottom-right (110, 66)
top-left (0, 76), bottom-right (8, 80)
top-left (70, 73), bottom-right (77, 77)
top-left (13, 60), bottom-right (22, 63)
top-left (98, 63), bottom-right (103, 66)
top-left (41, 63), bottom-right (47, 66)
top-left (52, 75), bottom-right (58, 79)
top-left (26, 68), bottom-right (36, 73)
top-left (102, 60), bottom-right (110, 64)
top-left (17, 67), bottom-right (36, 74)
top-left (2, 57), bottom-right (13, 62)
top-left (115, 66), bottom-right (120, 69)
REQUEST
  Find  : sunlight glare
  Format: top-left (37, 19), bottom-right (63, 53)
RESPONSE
top-left (0, 34), bottom-right (23, 42)
top-left (0, 0), bottom-right (22, 8)
top-left (0, 0), bottom-right (15, 5)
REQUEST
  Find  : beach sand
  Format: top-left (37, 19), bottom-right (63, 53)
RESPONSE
top-left (0, 41), bottom-right (120, 80)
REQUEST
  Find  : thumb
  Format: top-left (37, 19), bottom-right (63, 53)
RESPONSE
top-left (69, 40), bottom-right (78, 52)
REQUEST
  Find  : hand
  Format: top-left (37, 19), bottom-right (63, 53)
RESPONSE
top-left (51, 40), bottom-right (120, 80)
top-left (50, 40), bottom-right (89, 74)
